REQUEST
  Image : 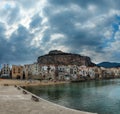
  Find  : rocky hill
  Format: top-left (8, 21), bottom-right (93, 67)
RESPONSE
top-left (37, 50), bottom-right (95, 66)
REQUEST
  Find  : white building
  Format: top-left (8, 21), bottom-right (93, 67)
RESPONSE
top-left (1, 64), bottom-right (11, 78)
top-left (31, 63), bottom-right (39, 76)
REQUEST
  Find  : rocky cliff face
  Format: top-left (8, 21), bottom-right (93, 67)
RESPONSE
top-left (37, 50), bottom-right (95, 66)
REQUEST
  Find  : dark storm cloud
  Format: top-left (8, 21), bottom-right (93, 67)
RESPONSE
top-left (43, 3), bottom-right (103, 51)
top-left (8, 25), bottom-right (42, 63)
top-left (0, 24), bottom-right (43, 64)
top-left (47, 0), bottom-right (109, 12)
top-left (0, 22), bottom-right (9, 62)
top-left (47, 0), bottom-right (120, 9)
top-left (42, 0), bottom-right (120, 62)
top-left (30, 14), bottom-right (42, 29)
top-left (10, 25), bottom-right (32, 42)
top-left (41, 30), bottom-right (51, 43)
top-left (0, 1), bottom-right (45, 64)
top-left (0, 0), bottom-right (120, 64)
top-left (0, 22), bottom-right (6, 37)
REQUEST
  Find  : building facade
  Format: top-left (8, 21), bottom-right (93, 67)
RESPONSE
top-left (24, 64), bottom-right (32, 79)
top-left (12, 65), bottom-right (24, 79)
top-left (1, 64), bottom-right (11, 78)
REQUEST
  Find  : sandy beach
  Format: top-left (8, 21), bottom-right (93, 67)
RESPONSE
top-left (0, 79), bottom-right (69, 86)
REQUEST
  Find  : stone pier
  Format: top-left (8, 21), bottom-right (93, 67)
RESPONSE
top-left (0, 86), bottom-right (97, 114)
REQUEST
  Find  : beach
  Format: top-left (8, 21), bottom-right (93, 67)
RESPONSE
top-left (0, 79), bottom-right (69, 86)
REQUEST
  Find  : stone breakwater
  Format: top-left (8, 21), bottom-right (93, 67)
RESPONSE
top-left (0, 85), bottom-right (97, 114)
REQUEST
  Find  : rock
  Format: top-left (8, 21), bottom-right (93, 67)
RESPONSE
top-left (37, 50), bottom-right (95, 66)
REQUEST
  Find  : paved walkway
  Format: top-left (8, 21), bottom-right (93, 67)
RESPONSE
top-left (0, 86), bottom-right (97, 114)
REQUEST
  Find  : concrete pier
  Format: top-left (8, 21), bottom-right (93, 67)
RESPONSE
top-left (0, 86), bottom-right (97, 114)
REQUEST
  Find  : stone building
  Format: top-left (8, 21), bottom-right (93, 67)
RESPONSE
top-left (38, 65), bottom-right (56, 80)
top-left (57, 65), bottom-right (67, 80)
top-left (24, 64), bottom-right (32, 79)
top-left (78, 65), bottom-right (88, 77)
top-left (30, 63), bottom-right (40, 79)
top-left (1, 64), bottom-right (11, 78)
top-left (111, 68), bottom-right (120, 77)
top-left (92, 66), bottom-right (102, 79)
top-left (12, 65), bottom-right (24, 79)
top-left (24, 63), bottom-right (40, 80)
top-left (88, 67), bottom-right (95, 79)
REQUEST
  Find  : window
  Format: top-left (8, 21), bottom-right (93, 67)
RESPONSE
top-left (74, 71), bottom-right (76, 74)
top-left (70, 69), bottom-right (73, 74)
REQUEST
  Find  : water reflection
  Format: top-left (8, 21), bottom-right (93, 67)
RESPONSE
top-left (24, 79), bottom-right (120, 114)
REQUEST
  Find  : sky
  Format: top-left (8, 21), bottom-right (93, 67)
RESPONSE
top-left (0, 0), bottom-right (120, 65)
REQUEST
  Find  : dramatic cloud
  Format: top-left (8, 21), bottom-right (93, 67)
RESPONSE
top-left (0, 0), bottom-right (120, 65)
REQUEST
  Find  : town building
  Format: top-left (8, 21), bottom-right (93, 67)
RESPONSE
top-left (12, 65), bottom-right (24, 79)
top-left (1, 64), bottom-right (11, 78)
top-left (38, 65), bottom-right (56, 80)
top-left (30, 63), bottom-right (40, 79)
top-left (24, 63), bottom-right (40, 80)
top-left (24, 64), bottom-right (32, 79)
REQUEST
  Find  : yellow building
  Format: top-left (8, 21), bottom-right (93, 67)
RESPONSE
top-left (12, 65), bottom-right (24, 79)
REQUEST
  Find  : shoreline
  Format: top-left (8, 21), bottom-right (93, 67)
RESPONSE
top-left (0, 79), bottom-right (70, 87)
top-left (0, 78), bottom-right (119, 87)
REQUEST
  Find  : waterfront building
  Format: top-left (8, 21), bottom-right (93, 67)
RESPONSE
top-left (105, 68), bottom-right (114, 78)
top-left (113, 68), bottom-right (120, 77)
top-left (69, 65), bottom-right (78, 80)
top-left (93, 66), bottom-right (102, 79)
top-left (30, 63), bottom-right (40, 79)
top-left (1, 64), bottom-right (11, 78)
top-left (24, 63), bottom-right (41, 80)
top-left (48, 65), bottom-right (56, 80)
top-left (22, 60), bottom-right (120, 81)
top-left (39, 65), bottom-right (56, 80)
top-left (109, 68), bottom-right (120, 78)
top-left (24, 64), bottom-right (32, 79)
top-left (39, 65), bottom-right (49, 80)
top-left (118, 68), bottom-right (120, 77)
top-left (63, 66), bottom-right (71, 81)
top-left (12, 65), bottom-right (24, 79)
top-left (88, 67), bottom-right (95, 79)
top-left (58, 65), bottom-right (67, 80)
top-left (78, 65), bottom-right (88, 77)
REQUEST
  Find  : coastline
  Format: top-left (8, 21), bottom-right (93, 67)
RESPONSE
top-left (0, 78), bottom-right (119, 87)
top-left (0, 79), bottom-right (70, 87)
